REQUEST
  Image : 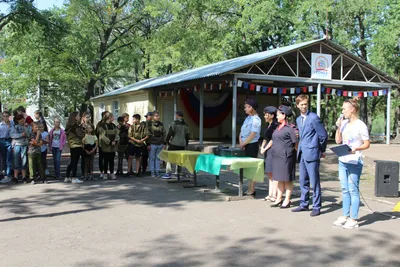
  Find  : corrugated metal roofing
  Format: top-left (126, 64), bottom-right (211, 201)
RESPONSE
top-left (92, 39), bottom-right (323, 99)
top-left (92, 38), bottom-right (399, 100)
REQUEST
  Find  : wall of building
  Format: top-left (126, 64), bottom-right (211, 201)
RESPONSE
top-left (92, 90), bottom-right (150, 125)
top-left (91, 89), bottom-right (280, 140)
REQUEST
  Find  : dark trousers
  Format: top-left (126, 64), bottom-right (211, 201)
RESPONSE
top-left (140, 146), bottom-right (149, 172)
top-left (84, 154), bottom-right (95, 175)
top-left (299, 157), bottom-right (322, 210)
top-left (103, 152), bottom-right (115, 174)
top-left (66, 147), bottom-right (82, 178)
top-left (81, 150), bottom-right (86, 176)
top-left (117, 149), bottom-right (129, 172)
top-left (98, 147), bottom-right (104, 172)
top-left (41, 150), bottom-right (47, 170)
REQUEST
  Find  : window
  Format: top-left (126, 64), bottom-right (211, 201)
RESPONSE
top-left (112, 100), bottom-right (119, 117)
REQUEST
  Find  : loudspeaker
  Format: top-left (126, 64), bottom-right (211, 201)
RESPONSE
top-left (374, 160), bottom-right (399, 197)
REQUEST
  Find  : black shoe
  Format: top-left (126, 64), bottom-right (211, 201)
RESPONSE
top-left (135, 173), bottom-right (141, 177)
top-left (116, 171), bottom-right (122, 175)
top-left (12, 178), bottom-right (18, 184)
top-left (270, 200), bottom-right (283, 207)
top-left (280, 201), bottom-right (292, 209)
top-left (291, 206), bottom-right (309, 212)
top-left (244, 191), bottom-right (256, 197)
top-left (310, 209), bottom-right (321, 217)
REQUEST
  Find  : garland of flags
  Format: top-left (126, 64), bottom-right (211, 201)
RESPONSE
top-left (158, 79), bottom-right (389, 98)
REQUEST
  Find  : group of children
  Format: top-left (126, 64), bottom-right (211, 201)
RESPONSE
top-left (0, 106), bottom-right (190, 184)
top-left (0, 106), bottom-right (53, 184)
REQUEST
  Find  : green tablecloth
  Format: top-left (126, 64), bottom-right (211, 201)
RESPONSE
top-left (158, 150), bottom-right (211, 174)
top-left (195, 154), bottom-right (265, 182)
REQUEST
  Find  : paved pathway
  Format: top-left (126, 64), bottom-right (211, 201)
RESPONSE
top-left (1, 144), bottom-right (399, 267)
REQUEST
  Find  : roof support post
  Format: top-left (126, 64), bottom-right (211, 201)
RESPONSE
top-left (173, 88), bottom-right (178, 115)
top-left (199, 83), bottom-right (204, 146)
top-left (317, 83), bottom-right (322, 117)
top-left (232, 76), bottom-right (238, 147)
top-left (386, 87), bottom-right (392, 145)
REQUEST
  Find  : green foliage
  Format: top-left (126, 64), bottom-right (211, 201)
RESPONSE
top-left (0, 0), bottom-right (399, 135)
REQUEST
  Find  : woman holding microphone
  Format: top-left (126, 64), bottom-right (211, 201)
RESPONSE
top-left (334, 97), bottom-right (370, 229)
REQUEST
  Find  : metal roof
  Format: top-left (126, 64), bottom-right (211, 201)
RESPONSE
top-left (92, 39), bottom-right (323, 100)
top-left (92, 38), bottom-right (399, 100)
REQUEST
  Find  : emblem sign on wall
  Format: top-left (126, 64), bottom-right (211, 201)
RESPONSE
top-left (311, 53), bottom-right (332, 80)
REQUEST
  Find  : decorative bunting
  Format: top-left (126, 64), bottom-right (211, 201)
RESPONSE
top-left (169, 79), bottom-right (391, 99)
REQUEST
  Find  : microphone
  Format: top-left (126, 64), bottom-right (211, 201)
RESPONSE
top-left (336, 114), bottom-right (344, 127)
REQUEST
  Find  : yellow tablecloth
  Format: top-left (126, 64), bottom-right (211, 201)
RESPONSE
top-left (195, 154), bottom-right (265, 182)
top-left (158, 150), bottom-right (211, 174)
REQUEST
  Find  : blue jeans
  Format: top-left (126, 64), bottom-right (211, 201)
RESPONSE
top-left (13, 145), bottom-right (28, 171)
top-left (0, 139), bottom-right (13, 176)
top-left (52, 147), bottom-right (62, 178)
top-left (339, 160), bottom-right (363, 219)
top-left (149, 144), bottom-right (164, 174)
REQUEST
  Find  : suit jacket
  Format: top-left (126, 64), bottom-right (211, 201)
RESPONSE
top-left (297, 111), bottom-right (328, 162)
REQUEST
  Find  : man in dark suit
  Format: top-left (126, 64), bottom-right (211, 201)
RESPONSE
top-left (292, 94), bottom-right (328, 216)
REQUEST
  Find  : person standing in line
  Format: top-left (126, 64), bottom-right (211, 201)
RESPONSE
top-left (34, 110), bottom-right (49, 132)
top-left (147, 111), bottom-right (166, 177)
top-left (65, 112), bottom-right (85, 184)
top-left (333, 97), bottom-right (370, 229)
top-left (239, 99), bottom-right (261, 196)
top-left (80, 112), bottom-right (91, 178)
top-left (10, 114), bottom-right (30, 183)
top-left (49, 118), bottom-right (66, 179)
top-left (28, 122), bottom-right (46, 184)
top-left (116, 116), bottom-right (130, 176)
top-left (162, 111), bottom-right (190, 179)
top-left (128, 114), bottom-right (148, 177)
top-left (0, 111), bottom-right (14, 183)
top-left (260, 106), bottom-right (279, 201)
top-left (140, 112), bottom-right (153, 175)
top-left (38, 122), bottom-right (49, 176)
top-left (16, 106), bottom-right (33, 126)
top-left (267, 105), bottom-right (297, 208)
top-left (292, 94), bottom-right (328, 217)
top-left (98, 113), bottom-right (119, 180)
top-left (96, 111), bottom-right (110, 179)
top-left (82, 124), bottom-right (98, 180)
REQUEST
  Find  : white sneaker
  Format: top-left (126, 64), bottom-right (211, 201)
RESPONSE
top-left (110, 174), bottom-right (116, 180)
top-left (333, 216), bottom-right (349, 226)
top-left (103, 174), bottom-right (108, 180)
top-left (45, 169), bottom-right (50, 175)
top-left (71, 178), bottom-right (83, 184)
top-left (0, 176), bottom-right (12, 184)
top-left (64, 177), bottom-right (72, 183)
top-left (100, 173), bottom-right (104, 179)
top-left (342, 219), bottom-right (359, 229)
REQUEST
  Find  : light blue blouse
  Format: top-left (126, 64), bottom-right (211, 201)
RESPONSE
top-left (240, 115), bottom-right (261, 144)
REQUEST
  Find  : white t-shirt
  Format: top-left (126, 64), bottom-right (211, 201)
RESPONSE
top-left (339, 119), bottom-right (369, 164)
top-left (41, 131), bottom-right (49, 152)
top-left (52, 129), bottom-right (61, 148)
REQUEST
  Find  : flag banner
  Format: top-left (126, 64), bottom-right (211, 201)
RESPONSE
top-left (250, 84), bottom-right (255, 91)
top-left (243, 82), bottom-right (249, 89)
top-left (256, 85), bottom-right (261, 92)
top-left (308, 86), bottom-right (313, 92)
top-left (364, 92), bottom-right (368, 97)
top-left (237, 80), bottom-right (243, 87)
top-left (290, 88), bottom-right (295, 94)
top-left (273, 87), bottom-right (278, 94)
top-left (262, 86), bottom-right (267, 93)
top-left (332, 88), bottom-right (336, 95)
